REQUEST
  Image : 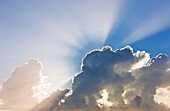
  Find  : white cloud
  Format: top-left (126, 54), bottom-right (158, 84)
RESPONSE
top-left (32, 72), bottom-right (51, 102)
top-left (96, 89), bottom-right (113, 108)
top-left (0, 59), bottom-right (50, 111)
top-left (131, 51), bottom-right (150, 71)
top-left (154, 86), bottom-right (170, 108)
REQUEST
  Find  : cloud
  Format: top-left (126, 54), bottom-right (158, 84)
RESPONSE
top-left (0, 59), bottom-right (51, 111)
top-left (154, 86), bottom-right (170, 108)
top-left (30, 89), bottom-right (69, 111)
top-left (123, 54), bottom-right (169, 108)
top-left (31, 46), bottom-right (170, 111)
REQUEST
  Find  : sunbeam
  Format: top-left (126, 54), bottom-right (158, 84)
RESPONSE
top-left (0, 0), bottom-right (170, 111)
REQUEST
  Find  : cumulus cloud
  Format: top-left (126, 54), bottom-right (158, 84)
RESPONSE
top-left (154, 86), bottom-right (170, 108)
top-left (0, 59), bottom-right (51, 111)
top-left (31, 46), bottom-right (170, 111)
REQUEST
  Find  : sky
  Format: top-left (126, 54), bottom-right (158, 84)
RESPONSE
top-left (0, 0), bottom-right (122, 89)
top-left (0, 0), bottom-right (170, 110)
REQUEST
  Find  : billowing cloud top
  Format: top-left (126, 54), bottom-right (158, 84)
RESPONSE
top-left (31, 46), bottom-right (170, 111)
top-left (0, 59), bottom-right (51, 111)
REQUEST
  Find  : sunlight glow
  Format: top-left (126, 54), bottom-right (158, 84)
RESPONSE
top-left (97, 89), bottom-right (113, 108)
top-left (131, 51), bottom-right (150, 71)
top-left (32, 72), bottom-right (51, 102)
top-left (154, 86), bottom-right (170, 108)
top-left (167, 68), bottom-right (170, 72)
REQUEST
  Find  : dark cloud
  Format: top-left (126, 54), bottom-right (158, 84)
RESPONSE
top-left (31, 46), bottom-right (170, 111)
top-left (124, 54), bottom-right (169, 107)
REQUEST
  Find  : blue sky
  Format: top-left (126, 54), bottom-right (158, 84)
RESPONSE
top-left (104, 0), bottom-right (170, 56)
top-left (0, 0), bottom-right (170, 90)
